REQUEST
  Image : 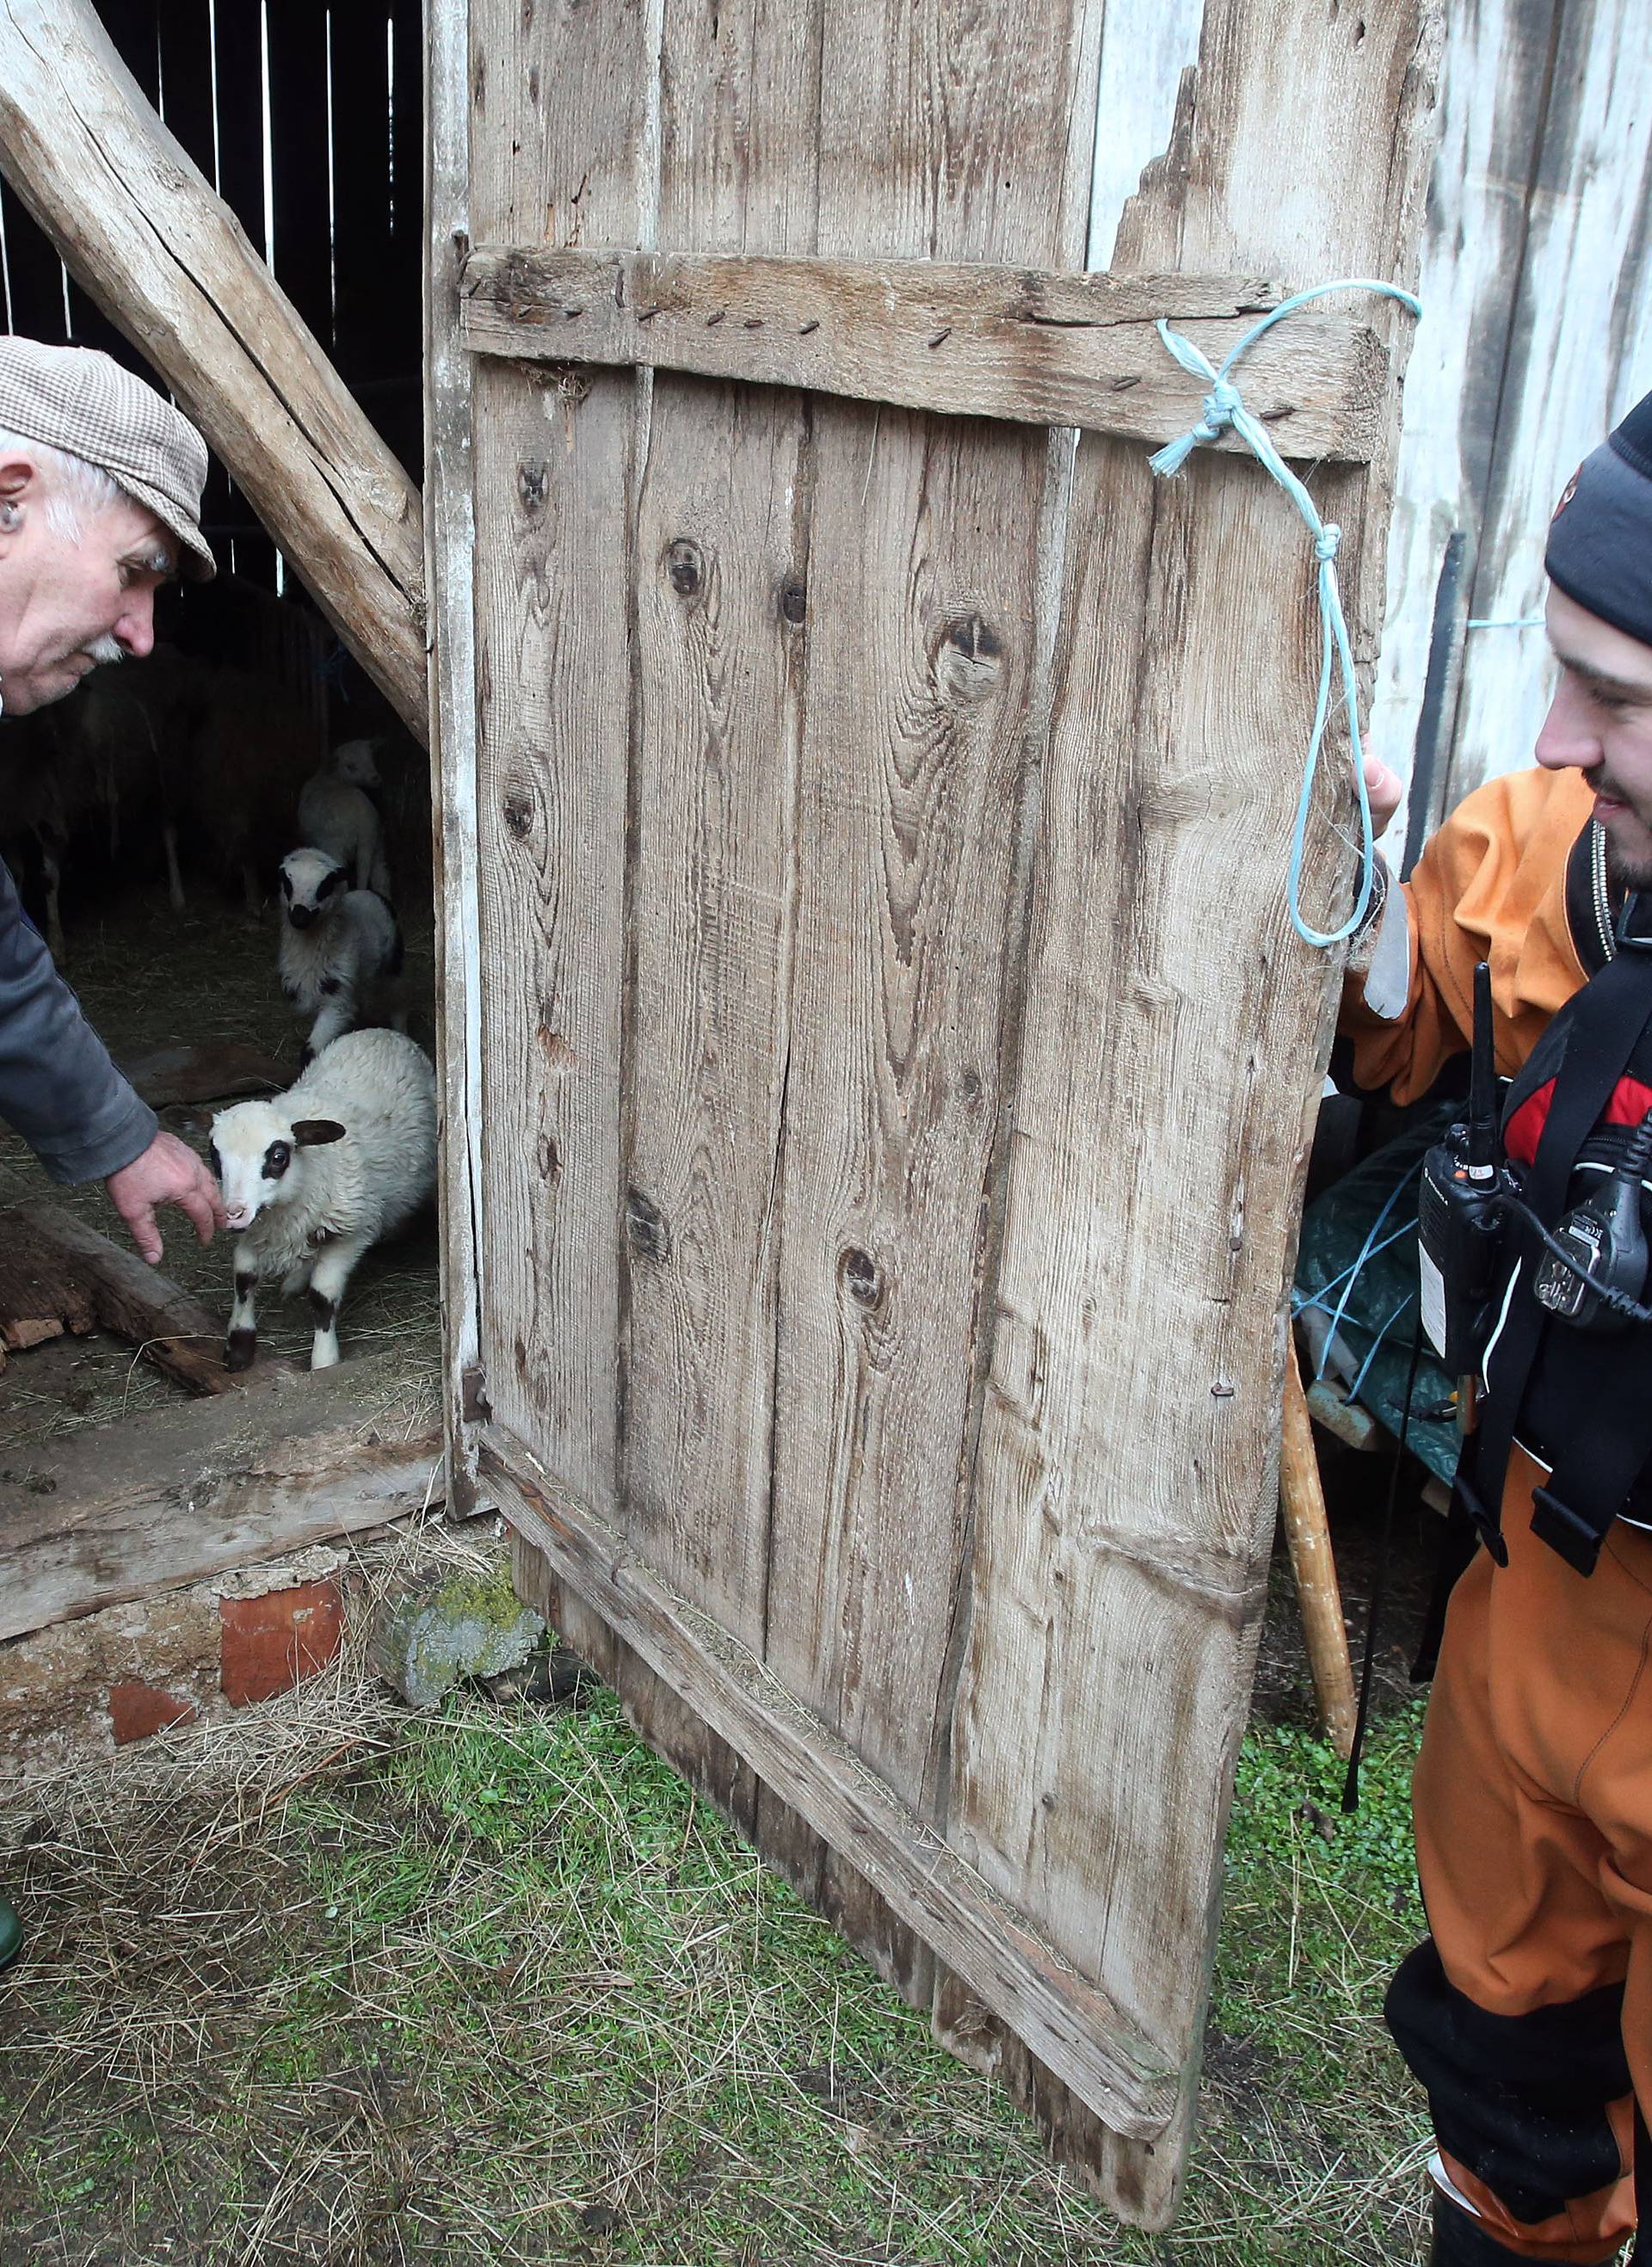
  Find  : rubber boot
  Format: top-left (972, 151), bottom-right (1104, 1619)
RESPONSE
top-left (1430, 2195), bottom-right (1563, 2264)
top-left (0, 1896), bottom-right (21, 1971)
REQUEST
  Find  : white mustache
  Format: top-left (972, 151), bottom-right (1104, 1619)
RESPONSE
top-left (82, 635), bottom-right (123, 666)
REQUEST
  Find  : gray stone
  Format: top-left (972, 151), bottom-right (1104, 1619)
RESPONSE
top-left (373, 1567), bottom-right (545, 1709)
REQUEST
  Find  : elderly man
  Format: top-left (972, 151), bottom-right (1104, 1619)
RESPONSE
top-left (0, 339), bottom-right (225, 1970)
top-left (1349, 388), bottom-right (1652, 2264)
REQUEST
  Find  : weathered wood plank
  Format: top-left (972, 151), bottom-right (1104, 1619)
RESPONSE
top-left (0, 1348), bottom-right (442, 1642)
top-left (426, 0), bottom-right (487, 1518)
top-left (761, 0), bottom-right (1103, 1843)
top-left (484, 1427), bottom-right (1179, 2138)
top-left (617, 0), bottom-right (820, 1650)
top-left (946, 0), bottom-right (1439, 2225)
top-left (462, 249), bottom-right (1387, 461)
top-left (462, 0), bottom-right (645, 1524)
top-left (0, 0), bottom-right (427, 740)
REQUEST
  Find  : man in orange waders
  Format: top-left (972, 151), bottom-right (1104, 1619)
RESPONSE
top-left (1347, 388), bottom-right (1652, 2264)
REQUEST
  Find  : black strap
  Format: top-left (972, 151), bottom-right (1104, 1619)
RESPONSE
top-left (1463, 946), bottom-right (1652, 1559)
top-left (1633, 2098), bottom-right (1649, 2262)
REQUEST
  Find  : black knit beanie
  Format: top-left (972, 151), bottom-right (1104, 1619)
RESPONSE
top-left (1545, 388), bottom-right (1652, 648)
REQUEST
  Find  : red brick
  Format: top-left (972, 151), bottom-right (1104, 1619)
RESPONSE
top-left (219, 1578), bottom-right (344, 1706)
top-left (108, 1682), bottom-right (197, 1746)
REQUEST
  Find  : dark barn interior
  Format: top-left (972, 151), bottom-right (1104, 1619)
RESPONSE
top-left (0, 0), bottom-right (438, 1450)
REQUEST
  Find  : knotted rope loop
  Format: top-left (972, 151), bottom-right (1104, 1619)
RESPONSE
top-left (1148, 278), bottom-right (1422, 948)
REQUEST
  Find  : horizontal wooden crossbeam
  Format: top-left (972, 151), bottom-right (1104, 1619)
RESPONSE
top-left (478, 1425), bottom-right (1181, 2140)
top-left (460, 247), bottom-right (1389, 461)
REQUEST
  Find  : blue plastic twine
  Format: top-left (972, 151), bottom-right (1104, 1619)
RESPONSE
top-left (1147, 279), bottom-right (1422, 949)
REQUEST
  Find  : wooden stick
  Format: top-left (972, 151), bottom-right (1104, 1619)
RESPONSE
top-left (1279, 1341), bottom-right (1357, 1759)
top-left (0, 0), bottom-right (428, 743)
top-left (461, 246), bottom-right (1390, 464)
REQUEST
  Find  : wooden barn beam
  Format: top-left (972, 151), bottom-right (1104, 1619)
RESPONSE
top-left (461, 246), bottom-right (1391, 464)
top-left (0, 0), bottom-right (428, 744)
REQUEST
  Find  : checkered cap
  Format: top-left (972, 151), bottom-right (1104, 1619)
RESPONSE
top-left (0, 336), bottom-right (214, 581)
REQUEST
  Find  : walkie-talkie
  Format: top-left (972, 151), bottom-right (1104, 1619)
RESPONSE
top-left (1416, 961), bottom-right (1508, 1376)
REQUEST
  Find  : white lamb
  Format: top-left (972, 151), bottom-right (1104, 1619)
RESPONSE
top-left (297, 737), bottom-right (392, 898)
top-left (210, 1028), bottom-right (437, 1371)
top-left (278, 845), bottom-right (405, 1063)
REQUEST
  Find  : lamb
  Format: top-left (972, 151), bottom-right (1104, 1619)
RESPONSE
top-left (296, 737), bottom-right (391, 898)
top-left (278, 845), bottom-right (405, 1063)
top-left (210, 1028), bottom-right (437, 1371)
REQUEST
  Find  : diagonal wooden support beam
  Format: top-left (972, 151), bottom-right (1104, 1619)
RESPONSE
top-left (0, 0), bottom-right (428, 744)
top-left (461, 246), bottom-right (1390, 463)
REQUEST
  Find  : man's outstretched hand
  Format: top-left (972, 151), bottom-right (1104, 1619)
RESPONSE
top-left (106, 1130), bottom-right (226, 1266)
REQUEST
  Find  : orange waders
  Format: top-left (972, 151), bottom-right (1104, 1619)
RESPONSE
top-left (1386, 1450), bottom-right (1652, 2262)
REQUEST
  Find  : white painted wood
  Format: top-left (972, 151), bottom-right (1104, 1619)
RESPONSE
top-left (1085, 0), bottom-right (1204, 270)
top-left (1447, 0), bottom-right (1652, 810)
top-left (1371, 0), bottom-right (1652, 847)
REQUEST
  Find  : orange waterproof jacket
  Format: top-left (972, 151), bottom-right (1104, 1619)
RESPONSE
top-left (1342, 767), bottom-right (1599, 1101)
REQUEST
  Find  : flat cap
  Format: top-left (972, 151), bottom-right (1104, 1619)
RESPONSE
top-left (0, 335), bottom-right (213, 581)
top-left (1544, 387), bottom-right (1652, 650)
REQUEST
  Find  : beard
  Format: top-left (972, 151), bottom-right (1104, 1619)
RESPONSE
top-left (1599, 792), bottom-right (1652, 890)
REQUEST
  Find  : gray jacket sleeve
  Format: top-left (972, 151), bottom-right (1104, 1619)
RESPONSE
top-left (0, 855), bottom-right (157, 1183)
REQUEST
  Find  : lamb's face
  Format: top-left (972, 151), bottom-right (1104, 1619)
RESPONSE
top-left (210, 1100), bottom-right (303, 1232)
top-left (210, 1100), bottom-right (347, 1232)
top-left (333, 739), bottom-right (381, 790)
top-left (280, 847), bottom-right (348, 932)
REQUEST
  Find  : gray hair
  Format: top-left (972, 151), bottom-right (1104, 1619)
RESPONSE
top-left (0, 428), bottom-right (125, 540)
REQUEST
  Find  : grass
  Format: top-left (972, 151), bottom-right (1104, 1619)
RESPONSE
top-left (0, 1566), bottom-right (1435, 2267)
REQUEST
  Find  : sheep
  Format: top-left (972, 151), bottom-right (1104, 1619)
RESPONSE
top-left (297, 737), bottom-right (391, 898)
top-left (278, 845), bottom-right (405, 1063)
top-left (210, 1027), bottom-right (437, 1371)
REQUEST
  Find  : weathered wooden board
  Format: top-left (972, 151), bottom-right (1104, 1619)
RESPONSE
top-left (462, 248), bottom-right (1388, 460)
top-left (943, 2), bottom-right (1439, 2218)
top-left (432, 0), bottom-right (1439, 2227)
top-left (0, 1348), bottom-right (441, 1642)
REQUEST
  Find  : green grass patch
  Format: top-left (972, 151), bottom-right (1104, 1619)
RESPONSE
top-left (0, 1678), bottom-right (1433, 2264)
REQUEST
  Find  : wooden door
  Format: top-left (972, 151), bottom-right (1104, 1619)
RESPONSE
top-left (427, 0), bottom-right (1439, 2223)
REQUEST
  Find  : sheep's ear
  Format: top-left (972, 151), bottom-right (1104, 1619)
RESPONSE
top-left (291, 1118), bottom-right (346, 1147)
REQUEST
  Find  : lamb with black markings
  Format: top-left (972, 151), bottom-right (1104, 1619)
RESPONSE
top-left (278, 844), bottom-right (405, 1063)
top-left (210, 1028), bottom-right (437, 1372)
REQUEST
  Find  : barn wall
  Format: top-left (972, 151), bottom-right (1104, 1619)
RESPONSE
top-left (1085, 0), bottom-right (1652, 857)
top-left (0, 0), bottom-right (423, 594)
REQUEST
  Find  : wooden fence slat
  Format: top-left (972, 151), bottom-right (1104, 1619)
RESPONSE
top-left (265, 0), bottom-right (335, 356)
top-left (330, 3), bottom-right (393, 383)
top-left (481, 1426), bottom-right (1180, 2139)
top-left (945, 0), bottom-right (1438, 2224)
top-left (0, 173), bottom-right (65, 344)
top-left (461, 248), bottom-right (1386, 461)
top-left (207, 0), bottom-right (277, 588)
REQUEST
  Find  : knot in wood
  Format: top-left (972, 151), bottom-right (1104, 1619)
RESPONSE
top-left (779, 580), bottom-right (807, 625)
top-left (934, 614), bottom-right (1004, 705)
top-left (839, 1246), bottom-right (884, 1310)
top-left (665, 539), bottom-right (704, 599)
top-left (517, 459), bottom-right (549, 514)
top-left (626, 1187), bottom-right (671, 1262)
top-left (501, 786), bottom-right (534, 840)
